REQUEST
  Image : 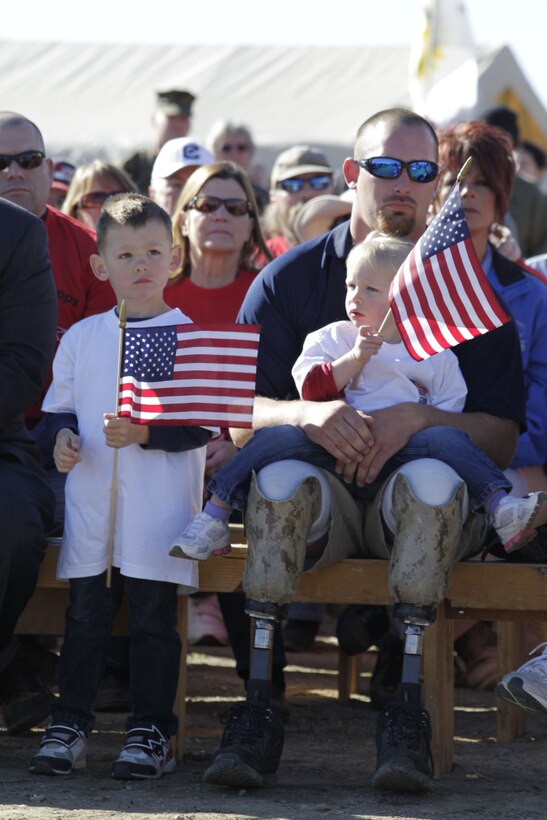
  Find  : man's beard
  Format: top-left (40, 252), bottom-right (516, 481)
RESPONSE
top-left (377, 209), bottom-right (416, 237)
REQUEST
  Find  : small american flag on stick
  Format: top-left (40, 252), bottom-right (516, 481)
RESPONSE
top-left (118, 323), bottom-right (260, 427)
top-left (388, 175), bottom-right (510, 361)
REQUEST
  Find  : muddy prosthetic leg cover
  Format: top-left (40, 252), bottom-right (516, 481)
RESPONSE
top-left (243, 472), bottom-right (321, 606)
top-left (388, 472), bottom-right (466, 611)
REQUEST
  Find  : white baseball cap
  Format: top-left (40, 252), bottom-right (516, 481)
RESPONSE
top-left (151, 138), bottom-right (213, 180)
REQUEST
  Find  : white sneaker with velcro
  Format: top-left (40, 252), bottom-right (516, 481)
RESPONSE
top-left (29, 723), bottom-right (87, 775)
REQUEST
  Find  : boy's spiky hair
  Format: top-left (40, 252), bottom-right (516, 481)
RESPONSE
top-left (96, 193), bottom-right (172, 252)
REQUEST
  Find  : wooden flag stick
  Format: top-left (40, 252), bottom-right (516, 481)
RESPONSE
top-left (457, 156), bottom-right (473, 181)
top-left (106, 299), bottom-right (127, 588)
top-left (378, 308), bottom-right (393, 336)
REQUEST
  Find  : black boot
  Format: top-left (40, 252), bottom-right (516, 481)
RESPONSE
top-left (0, 649), bottom-right (52, 736)
top-left (373, 702), bottom-right (434, 793)
top-left (203, 697), bottom-right (284, 788)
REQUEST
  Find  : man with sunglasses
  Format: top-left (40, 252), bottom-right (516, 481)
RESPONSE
top-left (0, 112), bottom-right (115, 735)
top-left (204, 108), bottom-right (525, 793)
top-left (0, 112), bottom-right (115, 421)
top-left (262, 145), bottom-right (335, 258)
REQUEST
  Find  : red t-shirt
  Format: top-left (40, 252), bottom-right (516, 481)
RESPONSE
top-left (164, 269), bottom-right (256, 323)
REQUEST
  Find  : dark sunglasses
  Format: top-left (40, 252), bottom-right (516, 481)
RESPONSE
top-left (221, 143), bottom-right (251, 153)
top-left (186, 195), bottom-right (251, 216)
top-left (355, 157), bottom-right (440, 183)
top-left (78, 191), bottom-right (125, 209)
top-left (0, 150), bottom-right (45, 172)
top-left (277, 175), bottom-right (332, 194)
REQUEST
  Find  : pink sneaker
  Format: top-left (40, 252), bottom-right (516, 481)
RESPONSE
top-left (169, 512), bottom-right (231, 561)
top-left (493, 491), bottom-right (547, 553)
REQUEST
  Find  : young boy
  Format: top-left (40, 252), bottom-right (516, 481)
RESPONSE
top-left (170, 233), bottom-right (547, 561)
top-left (30, 194), bottom-right (212, 780)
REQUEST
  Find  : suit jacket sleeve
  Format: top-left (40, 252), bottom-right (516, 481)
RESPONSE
top-left (0, 207), bottom-right (57, 426)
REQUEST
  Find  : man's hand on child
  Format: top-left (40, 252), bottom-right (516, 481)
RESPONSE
top-left (103, 413), bottom-right (149, 448)
top-left (54, 428), bottom-right (82, 473)
top-left (353, 326), bottom-right (383, 363)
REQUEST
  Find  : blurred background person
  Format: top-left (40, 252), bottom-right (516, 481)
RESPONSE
top-left (481, 105), bottom-right (547, 258)
top-left (62, 160), bottom-right (136, 229)
top-left (517, 139), bottom-right (547, 191)
top-left (206, 119), bottom-right (269, 211)
top-left (262, 145), bottom-right (335, 259)
top-left (149, 137), bottom-right (213, 216)
top-left (292, 191), bottom-right (353, 244)
top-left (122, 89), bottom-right (195, 193)
top-left (48, 161), bottom-right (76, 210)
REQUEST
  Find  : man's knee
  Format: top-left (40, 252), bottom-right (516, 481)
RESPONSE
top-left (381, 459), bottom-right (468, 536)
top-left (255, 460), bottom-right (331, 542)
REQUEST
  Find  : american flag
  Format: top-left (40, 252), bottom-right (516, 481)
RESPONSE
top-left (118, 323), bottom-right (260, 427)
top-left (389, 181), bottom-right (510, 361)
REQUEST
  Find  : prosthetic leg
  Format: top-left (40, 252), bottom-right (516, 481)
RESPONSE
top-left (387, 466), bottom-right (467, 704)
top-left (373, 460), bottom-right (468, 792)
top-left (204, 466), bottom-right (324, 788)
top-left (243, 471), bottom-right (321, 704)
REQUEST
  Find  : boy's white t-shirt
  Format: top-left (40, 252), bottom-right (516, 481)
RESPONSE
top-left (291, 320), bottom-right (467, 412)
top-left (43, 307), bottom-right (205, 591)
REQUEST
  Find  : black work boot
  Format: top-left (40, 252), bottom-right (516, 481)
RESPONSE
top-left (203, 699), bottom-right (284, 788)
top-left (372, 702), bottom-right (434, 793)
top-left (0, 652), bottom-right (52, 736)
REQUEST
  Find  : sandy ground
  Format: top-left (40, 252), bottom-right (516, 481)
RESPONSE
top-left (1, 619), bottom-right (546, 820)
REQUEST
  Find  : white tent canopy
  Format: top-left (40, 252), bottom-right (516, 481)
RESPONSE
top-left (1, 40), bottom-right (546, 173)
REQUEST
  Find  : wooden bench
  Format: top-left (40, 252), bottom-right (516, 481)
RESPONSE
top-left (16, 526), bottom-right (547, 778)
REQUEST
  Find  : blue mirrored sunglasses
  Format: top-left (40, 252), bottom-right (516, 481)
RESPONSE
top-left (355, 157), bottom-right (439, 184)
top-left (277, 175), bottom-right (332, 193)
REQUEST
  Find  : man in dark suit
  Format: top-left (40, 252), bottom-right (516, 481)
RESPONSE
top-left (0, 198), bottom-right (57, 731)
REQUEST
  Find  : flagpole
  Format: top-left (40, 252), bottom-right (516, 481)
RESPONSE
top-left (377, 309), bottom-right (393, 336)
top-left (106, 299), bottom-right (127, 588)
top-left (457, 156), bottom-right (473, 181)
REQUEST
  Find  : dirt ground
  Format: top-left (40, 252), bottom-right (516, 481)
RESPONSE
top-left (1, 617), bottom-right (546, 820)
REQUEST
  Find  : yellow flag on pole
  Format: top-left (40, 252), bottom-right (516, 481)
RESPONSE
top-left (409, 0), bottom-right (478, 126)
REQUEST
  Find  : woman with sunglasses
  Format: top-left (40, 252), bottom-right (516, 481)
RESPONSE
top-left (166, 161), bottom-right (271, 647)
top-left (434, 120), bottom-right (547, 692)
top-left (62, 161), bottom-right (136, 229)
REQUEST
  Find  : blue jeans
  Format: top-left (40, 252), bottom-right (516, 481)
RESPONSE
top-left (208, 425), bottom-right (511, 513)
top-left (52, 569), bottom-right (180, 737)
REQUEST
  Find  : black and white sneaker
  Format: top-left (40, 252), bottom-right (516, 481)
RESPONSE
top-left (29, 723), bottom-right (87, 775)
top-left (204, 700), bottom-right (284, 788)
top-left (373, 702), bottom-right (434, 793)
top-left (111, 725), bottom-right (175, 780)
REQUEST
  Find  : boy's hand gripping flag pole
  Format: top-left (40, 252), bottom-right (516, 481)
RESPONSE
top-left (378, 157), bottom-right (509, 359)
top-left (106, 299), bottom-right (127, 588)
